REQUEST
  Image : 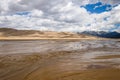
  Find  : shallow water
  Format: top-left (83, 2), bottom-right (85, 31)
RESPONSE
top-left (0, 40), bottom-right (120, 54)
top-left (0, 40), bottom-right (120, 80)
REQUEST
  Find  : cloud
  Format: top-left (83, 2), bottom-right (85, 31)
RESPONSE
top-left (0, 0), bottom-right (119, 14)
top-left (0, 0), bottom-right (120, 32)
top-left (73, 0), bottom-right (120, 6)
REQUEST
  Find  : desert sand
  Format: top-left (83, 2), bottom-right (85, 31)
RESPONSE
top-left (0, 40), bottom-right (120, 80)
top-left (0, 28), bottom-right (120, 80)
top-left (0, 28), bottom-right (98, 40)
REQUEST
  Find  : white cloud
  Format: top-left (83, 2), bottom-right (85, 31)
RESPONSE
top-left (29, 9), bottom-right (43, 17)
top-left (0, 0), bottom-right (120, 32)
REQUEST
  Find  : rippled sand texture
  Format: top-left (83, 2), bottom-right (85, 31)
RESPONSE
top-left (0, 40), bottom-right (120, 80)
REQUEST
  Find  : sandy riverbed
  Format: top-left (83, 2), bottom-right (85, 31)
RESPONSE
top-left (0, 40), bottom-right (120, 80)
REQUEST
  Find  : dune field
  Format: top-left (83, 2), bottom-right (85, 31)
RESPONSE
top-left (0, 28), bottom-right (97, 40)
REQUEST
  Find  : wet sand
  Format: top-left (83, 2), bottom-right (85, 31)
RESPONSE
top-left (0, 40), bottom-right (120, 80)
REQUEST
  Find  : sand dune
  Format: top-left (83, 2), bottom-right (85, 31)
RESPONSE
top-left (0, 28), bottom-right (97, 40)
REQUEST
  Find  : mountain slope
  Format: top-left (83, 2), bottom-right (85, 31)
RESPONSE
top-left (81, 31), bottom-right (120, 38)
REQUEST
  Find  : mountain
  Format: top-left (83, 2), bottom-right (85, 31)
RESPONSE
top-left (81, 31), bottom-right (120, 38)
top-left (0, 28), bottom-right (96, 40)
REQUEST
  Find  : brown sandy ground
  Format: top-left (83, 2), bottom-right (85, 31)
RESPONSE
top-left (0, 48), bottom-right (120, 80)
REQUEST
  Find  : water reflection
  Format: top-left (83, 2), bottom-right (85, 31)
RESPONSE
top-left (0, 40), bottom-right (120, 54)
top-left (0, 40), bottom-right (120, 80)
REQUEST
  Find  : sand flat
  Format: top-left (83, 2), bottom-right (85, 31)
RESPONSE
top-left (0, 40), bottom-right (120, 80)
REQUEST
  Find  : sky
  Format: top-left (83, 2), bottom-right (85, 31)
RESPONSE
top-left (0, 0), bottom-right (120, 32)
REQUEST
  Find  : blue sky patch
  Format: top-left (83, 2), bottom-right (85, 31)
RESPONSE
top-left (82, 2), bottom-right (112, 14)
top-left (16, 12), bottom-right (30, 15)
top-left (115, 23), bottom-right (120, 27)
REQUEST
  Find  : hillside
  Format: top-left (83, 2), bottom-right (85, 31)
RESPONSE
top-left (0, 28), bottom-right (96, 40)
top-left (81, 31), bottom-right (120, 38)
